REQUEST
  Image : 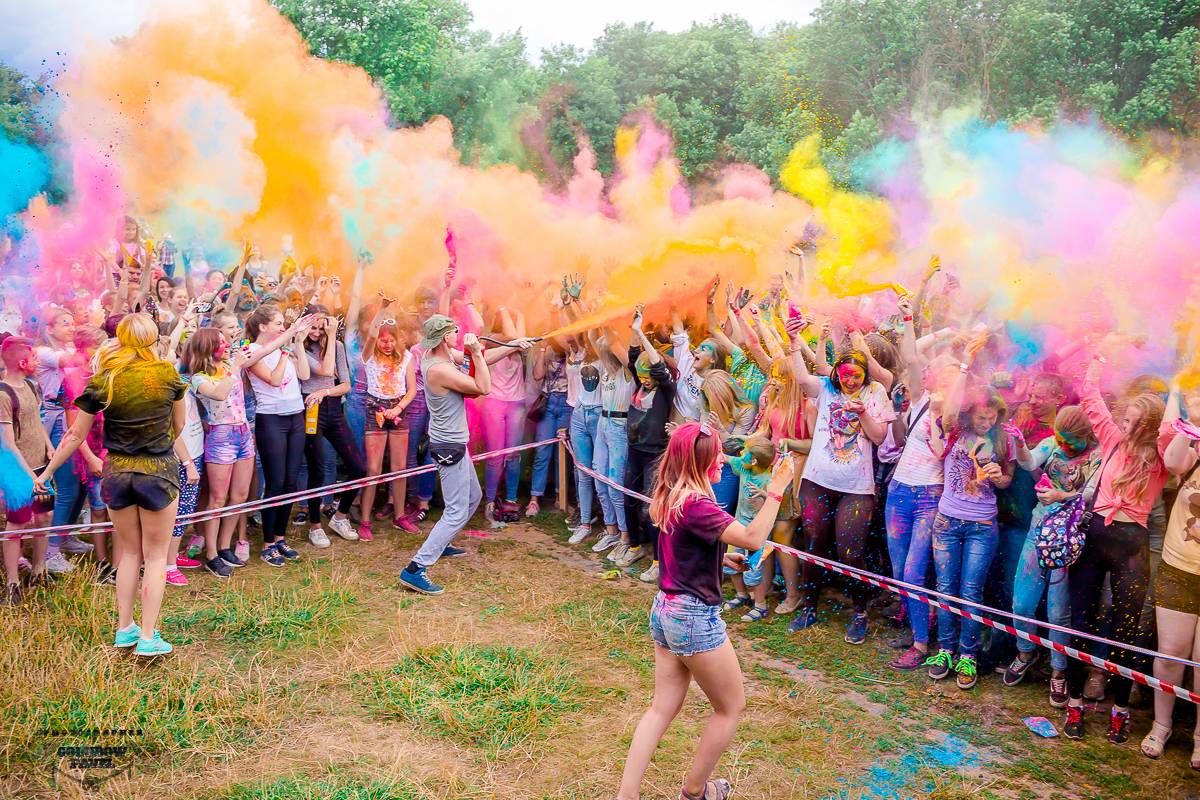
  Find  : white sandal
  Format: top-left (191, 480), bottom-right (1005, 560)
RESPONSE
top-left (1140, 723), bottom-right (1171, 759)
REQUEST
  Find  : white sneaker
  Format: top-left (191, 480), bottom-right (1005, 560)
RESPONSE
top-left (485, 503), bottom-right (507, 530)
top-left (568, 525), bottom-right (592, 545)
top-left (308, 527), bottom-right (331, 549)
top-left (327, 516), bottom-right (359, 541)
top-left (639, 562), bottom-right (659, 583)
top-left (592, 533), bottom-right (620, 553)
top-left (235, 540), bottom-right (251, 563)
top-left (46, 552), bottom-right (76, 574)
top-left (607, 542), bottom-right (629, 563)
top-left (616, 545), bottom-right (646, 567)
top-left (61, 536), bottom-right (94, 554)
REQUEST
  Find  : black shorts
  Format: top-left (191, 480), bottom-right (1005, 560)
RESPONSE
top-left (366, 395), bottom-right (408, 433)
top-left (1156, 561), bottom-right (1200, 616)
top-left (101, 471), bottom-right (179, 512)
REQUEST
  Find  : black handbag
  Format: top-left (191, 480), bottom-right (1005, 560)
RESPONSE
top-left (527, 393), bottom-right (548, 423)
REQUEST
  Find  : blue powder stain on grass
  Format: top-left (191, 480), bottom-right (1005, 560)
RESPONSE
top-left (824, 733), bottom-right (981, 800)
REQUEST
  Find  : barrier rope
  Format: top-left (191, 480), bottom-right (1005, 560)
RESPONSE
top-left (561, 435), bottom-right (1200, 697)
top-left (3, 437), bottom-right (560, 541)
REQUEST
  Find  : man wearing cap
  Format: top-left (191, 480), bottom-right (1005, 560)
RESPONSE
top-left (399, 314), bottom-right (535, 594)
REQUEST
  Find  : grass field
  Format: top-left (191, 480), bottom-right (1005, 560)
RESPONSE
top-left (2, 509), bottom-right (1199, 800)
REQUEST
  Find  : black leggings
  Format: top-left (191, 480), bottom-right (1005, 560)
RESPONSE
top-left (625, 448), bottom-right (662, 558)
top-left (1066, 515), bottom-right (1150, 707)
top-left (797, 479), bottom-right (875, 613)
top-left (255, 411), bottom-right (306, 543)
top-left (304, 397), bottom-right (367, 520)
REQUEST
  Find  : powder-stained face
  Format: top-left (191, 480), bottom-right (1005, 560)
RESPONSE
top-left (49, 312), bottom-right (76, 344)
top-left (1054, 429), bottom-right (1088, 456)
top-left (837, 364), bottom-right (865, 394)
top-left (971, 405), bottom-right (999, 436)
top-left (376, 331), bottom-right (396, 356)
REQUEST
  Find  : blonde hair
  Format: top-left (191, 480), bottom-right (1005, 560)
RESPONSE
top-left (1110, 393), bottom-right (1166, 504)
top-left (701, 370), bottom-right (742, 427)
top-left (757, 358), bottom-right (806, 440)
top-left (93, 313), bottom-right (164, 407)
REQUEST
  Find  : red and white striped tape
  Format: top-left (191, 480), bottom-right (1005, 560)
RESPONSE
top-left (3, 437), bottom-right (560, 541)
top-left (561, 435), bottom-right (1200, 698)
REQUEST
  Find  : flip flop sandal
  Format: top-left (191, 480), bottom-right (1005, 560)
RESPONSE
top-left (680, 778), bottom-right (732, 800)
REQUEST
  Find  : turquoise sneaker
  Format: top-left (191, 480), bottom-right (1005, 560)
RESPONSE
top-left (133, 631), bottom-right (174, 657)
top-left (113, 624), bottom-right (141, 648)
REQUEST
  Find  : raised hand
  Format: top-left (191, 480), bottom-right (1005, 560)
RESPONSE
top-left (706, 275), bottom-right (720, 304)
top-left (736, 287), bottom-right (752, 310)
top-left (568, 273), bottom-right (585, 300)
top-left (1001, 420), bottom-right (1026, 447)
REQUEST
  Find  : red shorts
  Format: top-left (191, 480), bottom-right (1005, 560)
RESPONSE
top-left (6, 494), bottom-right (55, 526)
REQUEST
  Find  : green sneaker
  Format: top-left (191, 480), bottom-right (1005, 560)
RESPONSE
top-left (133, 631), bottom-right (174, 657)
top-left (113, 624), bottom-right (141, 648)
top-left (925, 648), bottom-right (955, 680)
top-left (955, 654), bottom-right (979, 690)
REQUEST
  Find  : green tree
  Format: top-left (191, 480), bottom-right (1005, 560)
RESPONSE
top-left (0, 64), bottom-right (37, 143)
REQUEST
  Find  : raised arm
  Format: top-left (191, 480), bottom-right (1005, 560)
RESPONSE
top-left (785, 317), bottom-right (823, 397)
top-left (1163, 377), bottom-right (1200, 476)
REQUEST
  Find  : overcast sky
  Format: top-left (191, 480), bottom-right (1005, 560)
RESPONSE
top-left (466, 0), bottom-right (820, 60)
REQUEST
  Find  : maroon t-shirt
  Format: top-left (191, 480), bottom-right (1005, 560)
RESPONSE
top-left (658, 494), bottom-right (734, 606)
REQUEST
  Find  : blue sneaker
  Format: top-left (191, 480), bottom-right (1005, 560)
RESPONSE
top-left (260, 547), bottom-right (285, 567)
top-left (133, 631), bottom-right (173, 657)
top-left (844, 613), bottom-right (869, 645)
top-left (113, 623), bottom-right (141, 648)
top-left (440, 544), bottom-right (467, 558)
top-left (787, 607), bottom-right (819, 633)
top-left (399, 566), bottom-right (444, 595)
top-left (273, 540), bottom-right (300, 560)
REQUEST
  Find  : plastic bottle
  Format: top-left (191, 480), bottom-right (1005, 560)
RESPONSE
top-left (305, 401), bottom-right (319, 435)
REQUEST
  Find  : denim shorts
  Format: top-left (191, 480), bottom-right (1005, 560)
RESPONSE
top-left (205, 422), bottom-right (255, 465)
top-left (84, 476), bottom-right (105, 511)
top-left (649, 591), bottom-right (727, 657)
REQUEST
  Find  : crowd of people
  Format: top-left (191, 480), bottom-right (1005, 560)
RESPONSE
top-left (5, 218), bottom-right (1200, 785)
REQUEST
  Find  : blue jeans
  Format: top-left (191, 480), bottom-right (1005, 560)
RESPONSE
top-left (569, 405), bottom-right (600, 525)
top-left (46, 412), bottom-right (83, 553)
top-left (531, 392), bottom-right (572, 497)
top-left (712, 463), bottom-right (738, 515)
top-left (885, 481), bottom-right (942, 645)
top-left (933, 513), bottom-right (999, 657)
top-left (593, 415), bottom-right (628, 532)
top-left (649, 591), bottom-right (727, 657)
top-left (346, 389), bottom-right (367, 464)
top-left (1013, 507), bottom-right (1071, 671)
top-left (404, 394), bottom-right (436, 503)
top-left (483, 397), bottom-right (526, 502)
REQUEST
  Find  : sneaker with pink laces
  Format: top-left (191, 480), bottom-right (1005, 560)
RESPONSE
top-left (165, 568), bottom-right (188, 586)
top-left (234, 540), bottom-right (251, 563)
top-left (175, 555), bottom-right (202, 569)
top-left (394, 516), bottom-right (420, 534)
top-left (358, 523), bottom-right (374, 542)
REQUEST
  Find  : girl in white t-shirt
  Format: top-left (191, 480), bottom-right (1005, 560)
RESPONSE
top-left (790, 344), bottom-right (893, 643)
top-left (358, 298), bottom-right (417, 538)
top-left (243, 304), bottom-right (315, 566)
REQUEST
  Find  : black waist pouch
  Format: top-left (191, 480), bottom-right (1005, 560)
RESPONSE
top-left (429, 441), bottom-right (468, 467)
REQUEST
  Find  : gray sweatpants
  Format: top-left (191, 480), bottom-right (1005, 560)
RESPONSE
top-left (412, 454), bottom-right (482, 568)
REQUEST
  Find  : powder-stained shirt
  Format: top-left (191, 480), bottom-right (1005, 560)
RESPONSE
top-left (0, 379), bottom-right (47, 469)
top-left (729, 346), bottom-right (767, 410)
top-left (191, 366), bottom-right (248, 425)
top-left (75, 362), bottom-right (188, 456)
top-left (658, 493), bottom-right (734, 606)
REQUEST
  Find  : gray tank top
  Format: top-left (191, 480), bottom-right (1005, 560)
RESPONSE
top-left (422, 354), bottom-right (469, 444)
